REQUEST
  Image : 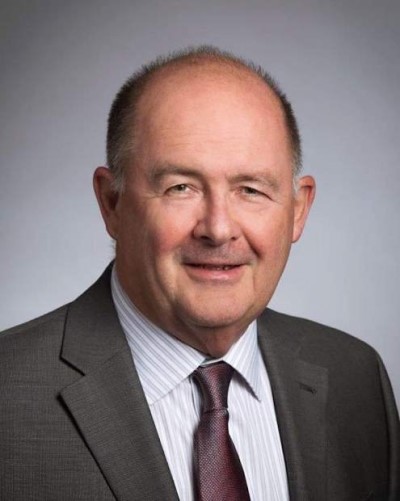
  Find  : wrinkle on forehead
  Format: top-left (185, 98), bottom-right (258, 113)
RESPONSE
top-left (139, 86), bottom-right (286, 146)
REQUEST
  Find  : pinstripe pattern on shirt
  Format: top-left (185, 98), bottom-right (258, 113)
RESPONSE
top-left (111, 267), bottom-right (289, 501)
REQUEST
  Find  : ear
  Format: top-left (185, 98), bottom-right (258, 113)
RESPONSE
top-left (292, 175), bottom-right (316, 243)
top-left (93, 166), bottom-right (120, 239)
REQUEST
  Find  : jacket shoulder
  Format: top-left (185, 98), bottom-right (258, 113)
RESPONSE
top-left (261, 308), bottom-right (379, 362)
top-left (0, 305), bottom-right (68, 345)
top-left (0, 305), bottom-right (70, 384)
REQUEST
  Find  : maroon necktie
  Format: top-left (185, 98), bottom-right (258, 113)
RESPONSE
top-left (192, 362), bottom-right (250, 501)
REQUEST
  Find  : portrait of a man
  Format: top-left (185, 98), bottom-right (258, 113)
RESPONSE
top-left (2, 1), bottom-right (400, 500)
top-left (1, 45), bottom-right (398, 500)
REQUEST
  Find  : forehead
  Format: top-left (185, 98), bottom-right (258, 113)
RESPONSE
top-left (131, 64), bottom-right (291, 172)
top-left (140, 63), bottom-right (283, 124)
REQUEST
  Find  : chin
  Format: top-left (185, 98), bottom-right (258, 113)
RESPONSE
top-left (181, 306), bottom-right (252, 332)
top-left (170, 304), bottom-right (255, 356)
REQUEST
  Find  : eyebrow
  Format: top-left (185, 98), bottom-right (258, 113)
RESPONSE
top-left (148, 163), bottom-right (202, 185)
top-left (148, 162), bottom-right (280, 192)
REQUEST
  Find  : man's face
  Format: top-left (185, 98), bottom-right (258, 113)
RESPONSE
top-left (95, 67), bottom-right (314, 356)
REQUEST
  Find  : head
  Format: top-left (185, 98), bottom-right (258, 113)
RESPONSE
top-left (106, 46), bottom-right (303, 192)
top-left (94, 46), bottom-right (315, 357)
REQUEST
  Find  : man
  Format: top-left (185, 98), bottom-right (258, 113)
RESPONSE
top-left (0, 47), bottom-right (398, 501)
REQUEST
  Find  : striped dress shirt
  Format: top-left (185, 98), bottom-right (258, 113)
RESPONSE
top-left (111, 268), bottom-right (289, 501)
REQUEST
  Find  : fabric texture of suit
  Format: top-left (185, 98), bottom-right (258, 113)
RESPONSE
top-left (1, 267), bottom-right (399, 501)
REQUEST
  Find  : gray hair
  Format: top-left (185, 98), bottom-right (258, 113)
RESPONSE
top-left (106, 45), bottom-right (302, 192)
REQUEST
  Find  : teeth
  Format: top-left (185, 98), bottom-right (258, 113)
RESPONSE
top-left (197, 265), bottom-right (233, 270)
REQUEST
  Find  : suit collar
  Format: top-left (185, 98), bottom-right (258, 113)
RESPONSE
top-left (258, 309), bottom-right (329, 501)
top-left (61, 265), bottom-right (127, 374)
top-left (60, 266), bottom-right (179, 501)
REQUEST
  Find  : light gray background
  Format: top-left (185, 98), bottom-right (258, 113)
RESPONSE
top-left (1, 0), bottom-right (399, 403)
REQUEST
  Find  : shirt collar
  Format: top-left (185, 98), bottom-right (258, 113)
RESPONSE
top-left (111, 266), bottom-right (262, 405)
top-left (221, 321), bottom-right (262, 401)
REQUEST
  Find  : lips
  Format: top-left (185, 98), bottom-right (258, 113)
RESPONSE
top-left (188, 264), bottom-right (240, 271)
top-left (183, 262), bottom-right (245, 283)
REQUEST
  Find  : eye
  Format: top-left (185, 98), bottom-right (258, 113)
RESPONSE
top-left (241, 186), bottom-right (263, 196)
top-left (168, 184), bottom-right (189, 192)
top-left (165, 183), bottom-right (195, 196)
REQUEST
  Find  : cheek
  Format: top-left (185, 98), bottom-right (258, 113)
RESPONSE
top-left (247, 211), bottom-right (294, 262)
top-left (145, 207), bottom-right (194, 257)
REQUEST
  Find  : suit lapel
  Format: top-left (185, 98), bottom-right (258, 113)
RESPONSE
top-left (258, 310), bottom-right (328, 501)
top-left (57, 268), bottom-right (329, 500)
top-left (59, 268), bottom-right (178, 501)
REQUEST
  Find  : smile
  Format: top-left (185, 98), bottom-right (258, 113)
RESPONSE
top-left (183, 263), bottom-right (245, 283)
top-left (188, 264), bottom-right (240, 271)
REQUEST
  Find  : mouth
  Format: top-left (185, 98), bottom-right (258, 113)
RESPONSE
top-left (183, 262), bottom-right (245, 283)
top-left (187, 264), bottom-right (241, 271)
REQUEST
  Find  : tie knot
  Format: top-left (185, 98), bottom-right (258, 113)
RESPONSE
top-left (193, 362), bottom-right (234, 413)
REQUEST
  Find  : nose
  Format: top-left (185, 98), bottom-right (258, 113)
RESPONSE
top-left (192, 194), bottom-right (241, 246)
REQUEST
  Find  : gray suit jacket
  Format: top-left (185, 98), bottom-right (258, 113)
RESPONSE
top-left (1, 267), bottom-right (399, 500)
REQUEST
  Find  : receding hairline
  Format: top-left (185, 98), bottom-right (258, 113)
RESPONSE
top-left (137, 48), bottom-right (270, 85)
top-left (106, 46), bottom-right (302, 191)
top-left (127, 48), bottom-right (287, 122)
top-left (133, 57), bottom-right (285, 129)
